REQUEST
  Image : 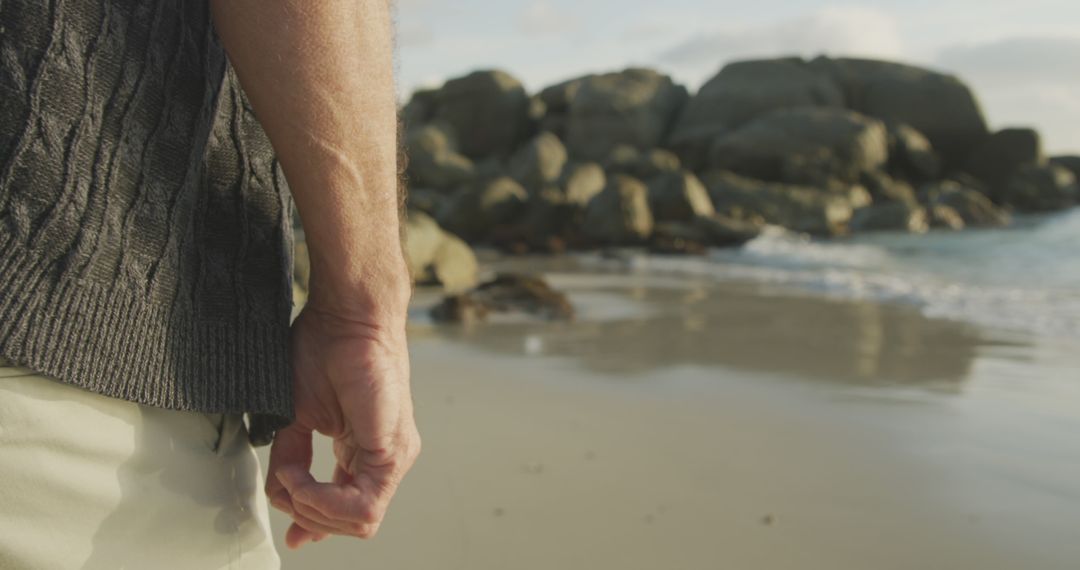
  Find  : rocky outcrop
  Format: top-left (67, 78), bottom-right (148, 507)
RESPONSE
top-left (437, 176), bottom-right (529, 240)
top-left (920, 181), bottom-right (1010, 227)
top-left (564, 68), bottom-right (689, 160)
top-left (405, 123), bottom-right (475, 189)
top-left (405, 210), bottom-right (479, 292)
top-left (507, 132), bottom-right (568, 193)
top-left (850, 201), bottom-right (929, 233)
top-left (963, 128), bottom-right (1043, 198)
top-left (809, 57), bottom-right (989, 167)
top-left (559, 162), bottom-right (607, 206)
top-left (605, 146), bottom-right (682, 180)
top-left (582, 175), bottom-right (655, 244)
top-left (668, 57), bottom-right (845, 169)
top-left (647, 170), bottom-right (714, 222)
top-left (927, 205), bottom-right (965, 230)
top-left (886, 122), bottom-right (941, 183)
top-left (431, 70), bottom-right (533, 159)
top-left (431, 273), bottom-right (574, 323)
top-left (702, 170), bottom-right (854, 236)
top-left (1001, 164), bottom-right (1078, 212)
top-left (398, 56), bottom-right (1071, 257)
top-left (1049, 156), bottom-right (1080, 185)
top-left (860, 171), bottom-right (917, 204)
top-left (707, 107), bottom-right (888, 186)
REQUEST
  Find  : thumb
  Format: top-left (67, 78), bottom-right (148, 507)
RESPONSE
top-left (266, 424), bottom-right (314, 510)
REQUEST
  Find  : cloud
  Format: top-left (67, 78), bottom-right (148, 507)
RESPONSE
top-left (657, 6), bottom-right (905, 76)
top-left (936, 36), bottom-right (1080, 153)
top-left (518, 0), bottom-right (579, 37)
top-left (937, 37), bottom-right (1080, 87)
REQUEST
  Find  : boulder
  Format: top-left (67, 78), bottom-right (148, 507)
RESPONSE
top-left (707, 107), bottom-right (888, 186)
top-left (809, 57), bottom-right (989, 167)
top-left (560, 162), bottom-right (607, 206)
top-left (860, 171), bottom-right (916, 204)
top-left (606, 145), bottom-right (682, 180)
top-left (1001, 164), bottom-right (1078, 212)
top-left (404, 210), bottom-right (479, 291)
top-left (564, 68), bottom-right (689, 160)
top-left (920, 181), bottom-right (1010, 227)
top-left (668, 57), bottom-right (844, 169)
top-left (702, 170), bottom-right (854, 236)
top-left (437, 176), bottom-right (529, 240)
top-left (1050, 155), bottom-right (1080, 182)
top-left (497, 188), bottom-right (582, 252)
top-left (507, 132), bottom-right (568, 193)
top-left (405, 123), bottom-right (475, 189)
top-left (429, 234), bottom-right (479, 293)
top-left (404, 188), bottom-right (450, 217)
top-left (928, 205), bottom-right (965, 231)
top-left (963, 128), bottom-right (1043, 197)
top-left (432, 70), bottom-right (532, 158)
top-left (692, 214), bottom-right (763, 247)
top-left (536, 76), bottom-right (586, 140)
top-left (886, 122), bottom-right (941, 182)
top-left (431, 274), bottom-right (574, 323)
top-left (405, 210), bottom-right (444, 271)
top-left (850, 201), bottom-right (929, 233)
top-left (582, 175), bottom-right (655, 244)
top-left (647, 170), bottom-right (715, 222)
top-left (401, 88), bottom-right (439, 128)
top-left (538, 76), bottom-right (585, 114)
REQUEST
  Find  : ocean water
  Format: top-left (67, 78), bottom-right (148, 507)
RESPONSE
top-left (581, 208), bottom-right (1080, 340)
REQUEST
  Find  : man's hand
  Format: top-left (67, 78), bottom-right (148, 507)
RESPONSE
top-left (265, 305), bottom-right (420, 549)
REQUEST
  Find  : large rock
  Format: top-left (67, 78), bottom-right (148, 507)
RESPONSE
top-left (507, 132), bottom-right (568, 192)
top-left (405, 123), bottom-right (475, 189)
top-left (702, 170), bottom-right (854, 236)
top-left (860, 171), bottom-right (917, 204)
top-left (692, 214), bottom-right (763, 247)
top-left (810, 57), bottom-right (989, 167)
top-left (605, 145), bottom-right (682, 180)
top-left (647, 170), bottom-right (715, 222)
top-left (668, 57), bottom-right (844, 169)
top-left (564, 68), bottom-right (689, 160)
top-left (404, 210), bottom-right (479, 292)
top-left (850, 201), bottom-right (929, 234)
top-left (707, 107), bottom-right (889, 185)
top-left (432, 70), bottom-right (533, 159)
top-left (1050, 155), bottom-right (1080, 182)
top-left (920, 181), bottom-right (1010, 227)
top-left (582, 175), bottom-right (655, 244)
top-left (404, 210), bottom-right (446, 276)
top-left (559, 162), bottom-right (606, 206)
top-left (1001, 164), bottom-right (1078, 212)
top-left (429, 234), bottom-right (479, 293)
top-left (927, 205), bottom-right (965, 231)
top-left (963, 128), bottom-right (1043, 197)
top-left (886, 122), bottom-right (941, 183)
top-left (401, 88), bottom-right (439, 128)
top-left (437, 176), bottom-right (529, 240)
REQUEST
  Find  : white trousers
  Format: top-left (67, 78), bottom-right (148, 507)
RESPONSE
top-left (0, 358), bottom-right (280, 569)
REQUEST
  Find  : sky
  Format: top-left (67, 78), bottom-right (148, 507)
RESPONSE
top-left (391, 0), bottom-right (1080, 155)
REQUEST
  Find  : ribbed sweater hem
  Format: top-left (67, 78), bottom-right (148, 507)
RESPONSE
top-left (0, 232), bottom-right (294, 446)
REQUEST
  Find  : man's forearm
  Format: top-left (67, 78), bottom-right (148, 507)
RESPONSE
top-left (210, 0), bottom-right (410, 325)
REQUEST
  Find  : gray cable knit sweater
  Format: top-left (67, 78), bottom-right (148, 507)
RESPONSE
top-left (0, 0), bottom-right (294, 445)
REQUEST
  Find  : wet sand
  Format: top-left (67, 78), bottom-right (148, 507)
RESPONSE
top-left (258, 270), bottom-right (1080, 569)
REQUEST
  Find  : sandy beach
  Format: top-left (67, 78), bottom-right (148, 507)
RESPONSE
top-left (259, 265), bottom-right (1080, 569)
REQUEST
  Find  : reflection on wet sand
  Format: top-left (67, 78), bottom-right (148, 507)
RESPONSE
top-left (424, 279), bottom-right (1018, 390)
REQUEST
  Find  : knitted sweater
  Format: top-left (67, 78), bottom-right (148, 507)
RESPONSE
top-left (0, 0), bottom-right (294, 445)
